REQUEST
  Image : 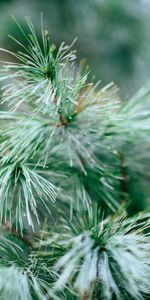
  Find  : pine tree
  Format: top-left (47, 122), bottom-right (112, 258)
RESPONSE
top-left (0, 17), bottom-right (149, 300)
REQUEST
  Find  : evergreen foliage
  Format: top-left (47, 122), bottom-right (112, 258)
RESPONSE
top-left (0, 17), bottom-right (149, 300)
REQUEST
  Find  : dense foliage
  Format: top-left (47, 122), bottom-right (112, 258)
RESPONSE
top-left (0, 18), bottom-right (149, 300)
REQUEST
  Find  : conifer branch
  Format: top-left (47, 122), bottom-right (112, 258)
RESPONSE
top-left (0, 17), bottom-right (149, 300)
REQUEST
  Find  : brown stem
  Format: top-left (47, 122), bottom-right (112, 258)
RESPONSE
top-left (54, 94), bottom-right (68, 126)
top-left (59, 114), bottom-right (68, 126)
top-left (82, 291), bottom-right (89, 300)
top-left (3, 222), bottom-right (33, 247)
top-left (92, 281), bottom-right (97, 300)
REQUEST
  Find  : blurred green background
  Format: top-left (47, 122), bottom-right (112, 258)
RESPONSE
top-left (0, 0), bottom-right (150, 98)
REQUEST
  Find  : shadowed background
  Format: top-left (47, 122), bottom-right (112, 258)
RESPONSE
top-left (0, 0), bottom-right (150, 98)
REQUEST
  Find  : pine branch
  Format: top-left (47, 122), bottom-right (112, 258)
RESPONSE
top-left (39, 209), bottom-right (150, 300)
top-left (0, 229), bottom-right (59, 300)
top-left (0, 17), bottom-right (149, 300)
top-left (0, 162), bottom-right (58, 232)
